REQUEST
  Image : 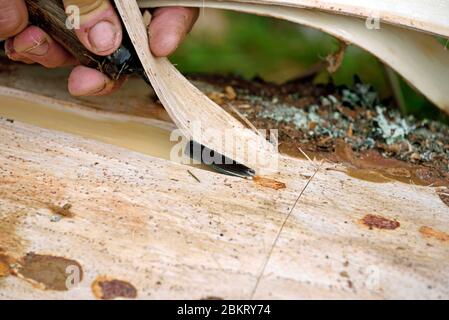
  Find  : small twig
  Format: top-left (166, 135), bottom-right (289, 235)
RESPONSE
top-left (201, 0), bottom-right (206, 18)
top-left (325, 41), bottom-right (347, 73)
top-left (250, 163), bottom-right (321, 299)
top-left (297, 146), bottom-right (313, 163)
top-left (187, 169), bottom-right (201, 183)
top-left (384, 65), bottom-right (408, 115)
top-left (229, 105), bottom-right (260, 135)
top-left (408, 178), bottom-right (419, 193)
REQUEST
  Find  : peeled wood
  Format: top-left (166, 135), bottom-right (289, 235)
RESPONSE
top-left (139, 0), bottom-right (449, 114)
top-left (1, 116), bottom-right (448, 299)
top-left (175, 0), bottom-right (449, 38)
top-left (0, 67), bottom-right (449, 299)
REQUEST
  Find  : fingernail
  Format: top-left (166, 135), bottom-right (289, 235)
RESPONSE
top-left (82, 80), bottom-right (108, 96)
top-left (16, 39), bottom-right (49, 56)
top-left (88, 21), bottom-right (118, 53)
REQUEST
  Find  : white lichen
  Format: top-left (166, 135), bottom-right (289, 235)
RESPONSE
top-left (374, 106), bottom-right (413, 145)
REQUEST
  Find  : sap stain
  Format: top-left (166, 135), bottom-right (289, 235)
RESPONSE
top-left (346, 168), bottom-right (391, 184)
top-left (92, 276), bottom-right (137, 300)
top-left (333, 141), bottom-right (448, 186)
top-left (201, 296), bottom-right (224, 300)
top-left (47, 203), bottom-right (74, 218)
top-left (253, 176), bottom-right (286, 190)
top-left (361, 214), bottom-right (400, 230)
top-left (419, 226), bottom-right (449, 242)
top-left (413, 168), bottom-right (448, 187)
top-left (0, 211), bottom-right (28, 255)
top-left (385, 167), bottom-right (411, 178)
top-left (16, 253), bottom-right (83, 291)
top-left (0, 253), bottom-right (14, 277)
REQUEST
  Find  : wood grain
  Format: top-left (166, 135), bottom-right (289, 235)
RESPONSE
top-left (144, 0), bottom-right (449, 38)
top-left (0, 73), bottom-right (448, 299)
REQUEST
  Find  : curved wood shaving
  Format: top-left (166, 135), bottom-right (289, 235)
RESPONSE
top-left (139, 0), bottom-right (449, 114)
top-left (140, 0), bottom-right (449, 38)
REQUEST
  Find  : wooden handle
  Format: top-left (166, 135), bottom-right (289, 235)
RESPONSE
top-left (25, 0), bottom-right (143, 80)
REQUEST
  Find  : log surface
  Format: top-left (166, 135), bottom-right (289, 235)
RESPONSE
top-left (0, 117), bottom-right (448, 299)
top-left (1, 60), bottom-right (449, 299)
top-left (0, 62), bottom-right (449, 299)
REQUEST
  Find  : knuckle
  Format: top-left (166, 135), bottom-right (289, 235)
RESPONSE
top-left (0, 3), bottom-right (27, 38)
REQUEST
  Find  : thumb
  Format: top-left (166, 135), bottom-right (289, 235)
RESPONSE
top-left (63, 0), bottom-right (122, 56)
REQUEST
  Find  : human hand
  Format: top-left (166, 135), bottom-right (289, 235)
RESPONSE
top-left (1, 0), bottom-right (198, 96)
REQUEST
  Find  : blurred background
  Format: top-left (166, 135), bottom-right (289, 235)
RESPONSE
top-left (170, 9), bottom-right (449, 123)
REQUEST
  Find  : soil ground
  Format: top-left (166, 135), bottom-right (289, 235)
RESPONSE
top-left (190, 74), bottom-right (449, 187)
